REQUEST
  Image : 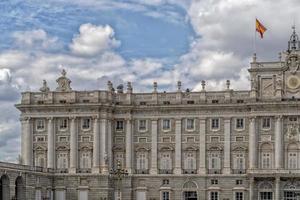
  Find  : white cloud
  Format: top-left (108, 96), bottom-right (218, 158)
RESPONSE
top-left (13, 29), bottom-right (60, 50)
top-left (70, 23), bottom-right (120, 56)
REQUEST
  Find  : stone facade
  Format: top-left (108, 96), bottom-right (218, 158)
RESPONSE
top-left (2, 29), bottom-right (300, 200)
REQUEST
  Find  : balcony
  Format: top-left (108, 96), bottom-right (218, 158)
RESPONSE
top-left (208, 169), bottom-right (222, 174)
top-left (232, 169), bottom-right (246, 174)
top-left (77, 168), bottom-right (91, 173)
top-left (159, 169), bottom-right (173, 174)
top-left (183, 169), bottom-right (197, 174)
top-left (135, 169), bottom-right (149, 174)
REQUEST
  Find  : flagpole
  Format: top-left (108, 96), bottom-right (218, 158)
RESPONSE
top-left (254, 17), bottom-right (257, 54)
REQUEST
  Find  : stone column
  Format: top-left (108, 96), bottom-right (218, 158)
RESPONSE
top-left (150, 119), bottom-right (158, 174)
top-left (69, 117), bottom-right (77, 173)
top-left (92, 117), bottom-right (100, 173)
top-left (249, 177), bottom-right (255, 200)
top-left (223, 118), bottom-right (231, 174)
top-left (107, 119), bottom-right (113, 169)
top-left (275, 177), bottom-right (280, 200)
top-left (125, 119), bottom-right (133, 173)
top-left (22, 117), bottom-right (32, 166)
top-left (198, 118), bottom-right (206, 174)
top-left (275, 116), bottom-right (283, 169)
top-left (100, 118), bottom-right (108, 174)
top-left (249, 117), bottom-right (257, 169)
top-left (47, 117), bottom-right (55, 169)
top-left (174, 118), bottom-right (182, 174)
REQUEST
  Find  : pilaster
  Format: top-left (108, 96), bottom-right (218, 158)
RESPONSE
top-left (100, 118), bottom-right (108, 174)
top-left (174, 118), bottom-right (182, 174)
top-left (125, 118), bottom-right (133, 174)
top-left (223, 118), bottom-right (231, 174)
top-left (47, 117), bottom-right (55, 169)
top-left (92, 116), bottom-right (100, 173)
top-left (249, 117), bottom-right (257, 169)
top-left (150, 119), bottom-right (158, 174)
top-left (69, 117), bottom-right (77, 174)
top-left (275, 116), bottom-right (283, 169)
top-left (198, 118), bottom-right (206, 174)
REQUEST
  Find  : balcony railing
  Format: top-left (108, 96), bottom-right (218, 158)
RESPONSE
top-left (56, 168), bottom-right (68, 173)
top-left (208, 169), bottom-right (222, 174)
top-left (159, 169), bottom-right (173, 174)
top-left (135, 169), bottom-right (149, 174)
top-left (232, 169), bottom-right (246, 174)
top-left (183, 169), bottom-right (197, 174)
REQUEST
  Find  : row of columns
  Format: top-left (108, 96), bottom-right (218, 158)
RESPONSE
top-left (21, 116), bottom-right (112, 174)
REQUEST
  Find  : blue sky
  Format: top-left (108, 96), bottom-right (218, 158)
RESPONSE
top-left (0, 0), bottom-right (299, 162)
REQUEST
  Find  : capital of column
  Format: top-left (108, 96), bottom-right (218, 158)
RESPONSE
top-left (69, 116), bottom-right (76, 121)
top-left (275, 115), bottom-right (283, 121)
top-left (20, 116), bottom-right (31, 122)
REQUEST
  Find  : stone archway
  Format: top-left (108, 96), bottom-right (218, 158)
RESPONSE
top-left (15, 176), bottom-right (25, 200)
top-left (0, 174), bottom-right (10, 200)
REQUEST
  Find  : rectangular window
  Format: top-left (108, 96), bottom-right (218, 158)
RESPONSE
top-left (82, 118), bottom-right (91, 130)
top-left (139, 120), bottom-right (147, 131)
top-left (237, 99), bottom-right (244, 103)
top-left (211, 118), bottom-right (219, 129)
top-left (260, 192), bottom-right (273, 200)
top-left (288, 152), bottom-right (297, 169)
top-left (59, 118), bottom-right (68, 130)
top-left (162, 119), bottom-right (171, 130)
top-left (234, 154), bottom-right (245, 169)
top-left (211, 179), bottom-right (218, 185)
top-left (235, 192), bottom-right (243, 200)
top-left (236, 118), bottom-right (244, 129)
top-left (212, 100), bottom-right (219, 104)
top-left (236, 180), bottom-right (243, 185)
top-left (187, 100), bottom-right (194, 104)
top-left (116, 120), bottom-right (124, 131)
top-left (210, 191), bottom-right (219, 200)
top-left (36, 119), bottom-right (45, 130)
top-left (262, 153), bottom-right (271, 169)
top-left (262, 118), bottom-right (271, 129)
top-left (210, 153), bottom-right (220, 169)
top-left (186, 119), bottom-right (195, 130)
top-left (162, 191), bottom-right (170, 200)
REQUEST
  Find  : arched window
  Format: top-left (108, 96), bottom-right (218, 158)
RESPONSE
top-left (287, 143), bottom-right (299, 169)
top-left (80, 151), bottom-right (91, 169)
top-left (260, 143), bottom-right (273, 169)
top-left (57, 152), bottom-right (68, 169)
top-left (136, 152), bottom-right (148, 170)
top-left (160, 152), bottom-right (172, 170)
top-left (0, 174), bottom-right (10, 200)
top-left (184, 152), bottom-right (196, 170)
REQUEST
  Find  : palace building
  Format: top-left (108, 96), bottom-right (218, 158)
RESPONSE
top-left (1, 29), bottom-right (300, 200)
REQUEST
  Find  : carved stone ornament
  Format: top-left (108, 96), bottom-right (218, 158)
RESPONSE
top-left (56, 69), bottom-right (72, 92)
top-left (286, 53), bottom-right (300, 74)
top-left (286, 124), bottom-right (300, 140)
top-left (39, 80), bottom-right (50, 92)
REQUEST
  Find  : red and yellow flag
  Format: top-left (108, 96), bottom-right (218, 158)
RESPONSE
top-left (256, 18), bottom-right (267, 38)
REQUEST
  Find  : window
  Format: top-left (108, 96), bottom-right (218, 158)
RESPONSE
top-left (237, 99), bottom-right (244, 103)
top-left (59, 118), bottom-right (68, 130)
top-left (137, 153), bottom-right (148, 170)
top-left (260, 192), bottom-right (273, 200)
top-left (184, 152), bottom-right (196, 170)
top-left (288, 152), bottom-right (297, 169)
top-left (235, 192), bottom-right (243, 200)
top-left (211, 179), bottom-right (218, 185)
top-left (162, 191), bottom-right (170, 200)
top-left (160, 153), bottom-right (172, 170)
top-left (162, 179), bottom-right (169, 185)
top-left (163, 101), bottom-right (170, 105)
top-left (35, 156), bottom-right (45, 168)
top-left (234, 154), bottom-right (245, 169)
top-left (210, 191), bottom-right (219, 200)
top-left (187, 100), bottom-right (194, 104)
top-left (36, 137), bottom-right (44, 142)
top-left (162, 119), bottom-right (171, 130)
top-left (57, 153), bottom-right (68, 169)
top-left (262, 118), bottom-right (271, 129)
top-left (59, 137), bottom-right (67, 142)
top-left (236, 118), bottom-right (244, 129)
top-left (139, 120), bottom-right (147, 131)
top-left (78, 190), bottom-right (88, 200)
top-left (116, 120), bottom-right (124, 131)
top-left (80, 152), bottom-right (91, 169)
top-left (186, 119), bottom-right (195, 130)
top-left (36, 119), bottom-right (45, 130)
top-left (114, 191), bottom-right (121, 200)
top-left (82, 118), bottom-right (91, 130)
top-left (59, 100), bottom-right (66, 104)
top-left (236, 180), bottom-right (243, 185)
top-left (210, 153), bottom-right (220, 169)
top-left (262, 153), bottom-right (271, 169)
top-left (82, 99), bottom-right (90, 103)
top-left (114, 152), bottom-right (124, 168)
top-left (140, 102), bottom-right (146, 105)
top-left (211, 118), bottom-right (219, 129)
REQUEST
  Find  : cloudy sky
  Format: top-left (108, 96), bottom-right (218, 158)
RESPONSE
top-left (0, 0), bottom-right (299, 162)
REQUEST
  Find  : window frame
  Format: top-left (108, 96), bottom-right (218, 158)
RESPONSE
top-left (59, 118), bottom-right (68, 131)
top-left (234, 191), bottom-right (244, 200)
top-left (235, 118), bottom-right (245, 130)
top-left (36, 119), bottom-right (45, 131)
top-left (261, 117), bottom-right (271, 130)
top-left (161, 191), bottom-right (171, 200)
top-left (138, 119), bottom-right (147, 132)
top-left (162, 119), bottom-right (171, 132)
top-left (186, 118), bottom-right (195, 131)
top-left (81, 118), bottom-right (91, 131)
top-left (115, 120), bottom-right (124, 132)
top-left (209, 191), bottom-right (219, 200)
top-left (211, 118), bottom-right (220, 131)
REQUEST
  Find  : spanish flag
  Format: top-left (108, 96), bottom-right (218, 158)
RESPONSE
top-left (256, 18), bottom-right (267, 38)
